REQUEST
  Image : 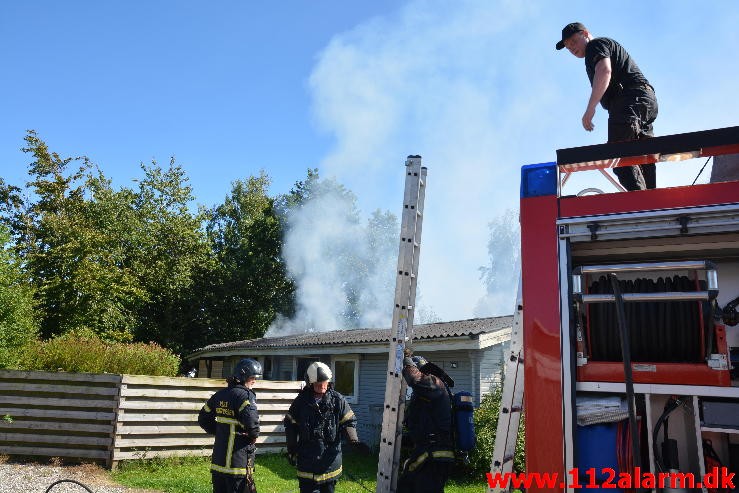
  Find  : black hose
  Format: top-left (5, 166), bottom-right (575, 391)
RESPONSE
top-left (652, 397), bottom-right (683, 472)
top-left (608, 273), bottom-right (641, 472)
top-left (45, 480), bottom-right (94, 493)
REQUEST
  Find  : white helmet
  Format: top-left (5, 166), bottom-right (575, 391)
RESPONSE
top-left (305, 362), bottom-right (332, 384)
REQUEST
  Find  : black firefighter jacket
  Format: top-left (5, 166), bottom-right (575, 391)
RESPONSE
top-left (402, 364), bottom-right (454, 471)
top-left (198, 383), bottom-right (260, 476)
top-left (284, 387), bottom-right (357, 484)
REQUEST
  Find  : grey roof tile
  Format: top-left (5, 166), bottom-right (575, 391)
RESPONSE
top-left (192, 315), bottom-right (512, 354)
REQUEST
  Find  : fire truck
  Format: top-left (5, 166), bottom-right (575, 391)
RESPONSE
top-left (510, 126), bottom-right (739, 492)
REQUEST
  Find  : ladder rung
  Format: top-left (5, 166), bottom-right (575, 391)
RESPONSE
top-left (502, 406), bottom-right (522, 414)
top-left (493, 454), bottom-right (515, 468)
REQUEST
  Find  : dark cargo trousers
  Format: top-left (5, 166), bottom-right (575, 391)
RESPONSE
top-left (396, 459), bottom-right (451, 493)
top-left (211, 466), bottom-right (257, 493)
top-left (298, 479), bottom-right (336, 493)
top-left (607, 85), bottom-right (659, 191)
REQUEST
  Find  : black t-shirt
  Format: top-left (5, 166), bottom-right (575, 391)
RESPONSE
top-left (585, 37), bottom-right (649, 110)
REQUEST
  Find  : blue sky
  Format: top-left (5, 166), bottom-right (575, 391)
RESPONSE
top-left (2, 1), bottom-right (739, 322)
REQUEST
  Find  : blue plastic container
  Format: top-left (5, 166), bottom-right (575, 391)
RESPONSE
top-left (575, 423), bottom-right (623, 491)
top-left (453, 391), bottom-right (476, 451)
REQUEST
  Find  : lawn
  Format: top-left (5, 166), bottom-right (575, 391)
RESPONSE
top-left (112, 452), bottom-right (491, 493)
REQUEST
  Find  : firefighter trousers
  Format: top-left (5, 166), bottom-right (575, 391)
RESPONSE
top-left (298, 478), bottom-right (335, 493)
top-left (211, 467), bottom-right (257, 493)
top-left (397, 459), bottom-right (451, 493)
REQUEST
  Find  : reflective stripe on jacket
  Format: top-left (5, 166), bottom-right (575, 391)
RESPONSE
top-left (198, 383), bottom-right (259, 475)
top-left (284, 387), bottom-right (357, 484)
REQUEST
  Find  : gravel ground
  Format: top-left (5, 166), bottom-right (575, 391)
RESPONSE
top-left (0, 462), bottom-right (160, 493)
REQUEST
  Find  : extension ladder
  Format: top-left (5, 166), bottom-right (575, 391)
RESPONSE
top-left (376, 156), bottom-right (427, 493)
top-left (489, 280), bottom-right (524, 493)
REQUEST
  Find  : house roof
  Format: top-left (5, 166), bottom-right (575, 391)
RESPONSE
top-left (189, 315), bottom-right (512, 358)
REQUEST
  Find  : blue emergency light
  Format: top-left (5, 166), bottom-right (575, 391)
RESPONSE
top-left (520, 162), bottom-right (558, 198)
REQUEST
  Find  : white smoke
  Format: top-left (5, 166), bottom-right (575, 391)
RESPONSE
top-left (267, 184), bottom-right (400, 336)
top-left (274, 0), bottom-right (739, 327)
top-left (305, 0), bottom-right (540, 321)
top-left (475, 209), bottom-right (521, 317)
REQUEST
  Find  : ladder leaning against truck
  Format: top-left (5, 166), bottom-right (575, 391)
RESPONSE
top-left (491, 125), bottom-right (739, 493)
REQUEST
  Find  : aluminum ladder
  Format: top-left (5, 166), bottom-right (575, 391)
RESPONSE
top-left (489, 280), bottom-right (524, 493)
top-left (376, 156), bottom-right (427, 493)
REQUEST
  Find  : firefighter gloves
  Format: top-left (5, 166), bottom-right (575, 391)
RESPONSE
top-left (411, 356), bottom-right (428, 368)
top-left (403, 347), bottom-right (415, 367)
top-left (403, 348), bottom-right (429, 369)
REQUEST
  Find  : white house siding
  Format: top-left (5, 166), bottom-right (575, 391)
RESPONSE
top-left (348, 347), bottom-right (507, 447)
top-left (352, 355), bottom-right (387, 446)
top-left (419, 350), bottom-right (472, 395)
top-left (479, 340), bottom-right (507, 397)
top-left (470, 350), bottom-right (481, 406)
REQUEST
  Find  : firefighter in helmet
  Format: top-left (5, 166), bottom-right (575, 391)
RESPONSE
top-left (397, 349), bottom-right (454, 493)
top-left (283, 361), bottom-right (370, 493)
top-left (199, 358), bottom-right (262, 493)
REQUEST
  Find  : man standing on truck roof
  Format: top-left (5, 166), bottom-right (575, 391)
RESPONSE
top-left (557, 22), bottom-right (658, 191)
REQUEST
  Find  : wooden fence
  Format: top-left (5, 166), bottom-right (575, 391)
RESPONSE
top-left (0, 369), bottom-right (121, 464)
top-left (0, 370), bottom-right (303, 467)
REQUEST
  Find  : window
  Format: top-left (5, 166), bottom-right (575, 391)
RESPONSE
top-left (294, 357), bottom-right (315, 382)
top-left (259, 356), bottom-right (273, 380)
top-left (332, 356), bottom-right (359, 404)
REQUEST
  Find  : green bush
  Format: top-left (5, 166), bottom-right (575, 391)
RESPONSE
top-left (14, 329), bottom-right (180, 376)
top-left (466, 383), bottom-right (525, 475)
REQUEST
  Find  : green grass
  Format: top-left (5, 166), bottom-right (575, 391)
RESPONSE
top-left (112, 452), bottom-right (492, 493)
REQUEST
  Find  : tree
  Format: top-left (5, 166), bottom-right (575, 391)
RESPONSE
top-left (476, 209), bottom-right (520, 317)
top-left (353, 209), bottom-right (400, 326)
top-left (128, 159), bottom-right (211, 353)
top-left (1, 132), bottom-right (210, 351)
top-left (0, 225), bottom-right (38, 367)
top-left (193, 172), bottom-right (295, 349)
top-left (5, 131), bottom-right (145, 340)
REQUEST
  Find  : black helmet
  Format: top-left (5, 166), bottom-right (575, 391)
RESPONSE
top-left (232, 358), bottom-right (263, 384)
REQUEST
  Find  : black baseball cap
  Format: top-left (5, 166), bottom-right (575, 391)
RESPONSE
top-left (556, 22), bottom-right (587, 50)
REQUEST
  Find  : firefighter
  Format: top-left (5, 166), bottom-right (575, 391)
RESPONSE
top-left (397, 349), bottom-right (454, 493)
top-left (283, 361), bottom-right (370, 493)
top-left (199, 358), bottom-right (262, 493)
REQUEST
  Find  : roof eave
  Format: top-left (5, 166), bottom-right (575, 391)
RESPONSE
top-left (187, 330), bottom-right (511, 360)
